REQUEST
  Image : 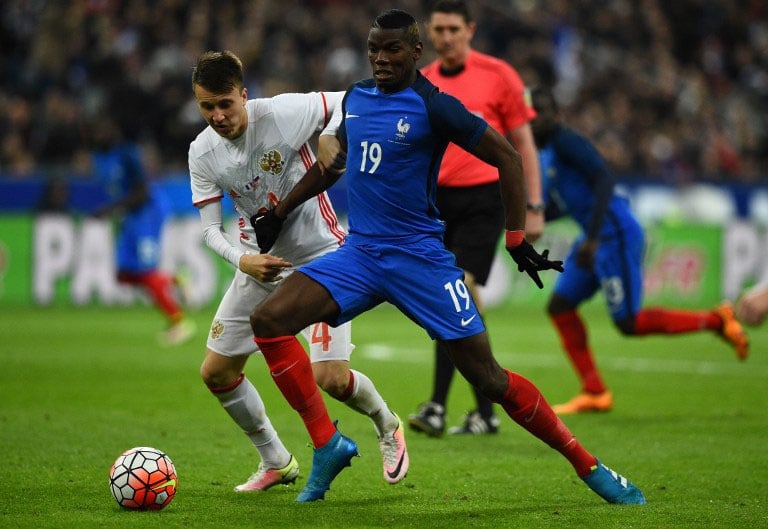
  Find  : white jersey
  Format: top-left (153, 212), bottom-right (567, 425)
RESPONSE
top-left (189, 92), bottom-right (346, 265)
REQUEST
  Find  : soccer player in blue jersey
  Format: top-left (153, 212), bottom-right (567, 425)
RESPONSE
top-left (530, 87), bottom-right (749, 415)
top-left (91, 116), bottom-right (195, 346)
top-left (248, 9), bottom-right (645, 505)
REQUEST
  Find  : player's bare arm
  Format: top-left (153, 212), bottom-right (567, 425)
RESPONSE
top-left (273, 157), bottom-right (345, 220)
top-left (509, 124), bottom-right (544, 242)
top-left (467, 126), bottom-right (526, 232)
top-left (251, 144), bottom-right (345, 254)
top-left (316, 134), bottom-right (347, 176)
top-left (575, 238), bottom-right (599, 269)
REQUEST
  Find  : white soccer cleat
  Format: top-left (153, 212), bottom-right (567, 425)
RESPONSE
top-left (234, 455), bottom-right (299, 492)
top-left (379, 414), bottom-right (409, 484)
top-left (159, 320), bottom-right (196, 347)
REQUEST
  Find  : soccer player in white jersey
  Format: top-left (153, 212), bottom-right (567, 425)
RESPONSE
top-left (187, 50), bottom-right (408, 493)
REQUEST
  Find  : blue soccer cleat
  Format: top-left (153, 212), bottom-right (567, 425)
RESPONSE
top-left (582, 460), bottom-right (646, 504)
top-left (296, 429), bottom-right (359, 502)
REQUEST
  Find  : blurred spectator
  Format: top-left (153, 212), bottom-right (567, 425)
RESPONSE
top-left (0, 0), bottom-right (765, 185)
top-left (0, 94), bottom-right (35, 178)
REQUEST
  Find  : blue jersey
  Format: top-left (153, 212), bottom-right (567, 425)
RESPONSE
top-left (338, 73), bottom-right (486, 243)
top-left (538, 126), bottom-right (645, 321)
top-left (539, 126), bottom-right (638, 240)
top-left (299, 73), bottom-right (489, 340)
top-left (93, 144), bottom-right (147, 204)
top-left (92, 143), bottom-right (168, 273)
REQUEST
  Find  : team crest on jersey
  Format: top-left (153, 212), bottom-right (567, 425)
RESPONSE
top-left (210, 319), bottom-right (225, 340)
top-left (395, 118), bottom-right (411, 140)
top-left (259, 150), bottom-right (285, 175)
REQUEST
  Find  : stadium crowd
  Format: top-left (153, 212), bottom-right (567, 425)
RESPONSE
top-left (1, 0), bottom-right (766, 185)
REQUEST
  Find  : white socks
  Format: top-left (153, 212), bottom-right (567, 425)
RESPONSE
top-left (344, 369), bottom-right (398, 437)
top-left (213, 375), bottom-right (291, 469)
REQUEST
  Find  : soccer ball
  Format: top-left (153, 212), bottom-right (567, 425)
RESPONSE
top-left (109, 446), bottom-right (177, 510)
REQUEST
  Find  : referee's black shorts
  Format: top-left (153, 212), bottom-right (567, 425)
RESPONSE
top-left (437, 181), bottom-right (504, 286)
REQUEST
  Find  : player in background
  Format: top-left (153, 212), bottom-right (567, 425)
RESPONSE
top-left (530, 87), bottom-right (749, 415)
top-left (90, 116), bottom-right (195, 346)
top-left (735, 281), bottom-right (768, 326)
top-left (250, 9), bottom-right (645, 505)
top-left (409, 0), bottom-right (543, 437)
top-left (188, 51), bottom-right (407, 496)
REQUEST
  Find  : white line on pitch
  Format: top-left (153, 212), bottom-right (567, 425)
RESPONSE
top-left (358, 344), bottom-right (768, 377)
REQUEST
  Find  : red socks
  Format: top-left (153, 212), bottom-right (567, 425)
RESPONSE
top-left (498, 370), bottom-right (596, 477)
top-left (254, 335), bottom-right (336, 448)
top-left (119, 270), bottom-right (183, 322)
top-left (552, 307), bottom-right (721, 394)
top-left (551, 311), bottom-right (606, 394)
top-left (634, 307), bottom-right (720, 334)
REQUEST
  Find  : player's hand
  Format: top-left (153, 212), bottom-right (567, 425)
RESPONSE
top-left (505, 230), bottom-right (563, 289)
top-left (238, 253), bottom-right (293, 282)
top-left (249, 208), bottom-right (285, 254)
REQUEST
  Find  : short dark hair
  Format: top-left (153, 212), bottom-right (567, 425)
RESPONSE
top-left (191, 50), bottom-right (244, 94)
top-left (372, 9), bottom-right (420, 46)
top-left (428, 0), bottom-right (472, 23)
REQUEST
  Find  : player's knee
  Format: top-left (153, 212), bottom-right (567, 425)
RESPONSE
top-left (614, 318), bottom-right (635, 336)
top-left (249, 305), bottom-right (279, 337)
top-left (200, 363), bottom-right (226, 388)
top-left (473, 377), bottom-right (506, 402)
top-left (547, 294), bottom-right (572, 316)
top-left (320, 379), bottom-right (348, 400)
top-left (462, 367), bottom-right (507, 402)
top-left (200, 358), bottom-right (238, 389)
top-left (249, 309), bottom-right (264, 335)
top-left (314, 368), bottom-right (348, 399)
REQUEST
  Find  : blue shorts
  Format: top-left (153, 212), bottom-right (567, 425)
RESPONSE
top-left (116, 202), bottom-right (167, 274)
top-left (553, 224), bottom-right (645, 322)
top-left (298, 235), bottom-right (486, 340)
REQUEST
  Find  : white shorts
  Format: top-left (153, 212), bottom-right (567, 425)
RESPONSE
top-left (206, 269), bottom-right (354, 362)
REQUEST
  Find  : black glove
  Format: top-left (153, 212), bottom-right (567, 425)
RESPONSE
top-left (249, 208), bottom-right (285, 254)
top-left (506, 240), bottom-right (564, 289)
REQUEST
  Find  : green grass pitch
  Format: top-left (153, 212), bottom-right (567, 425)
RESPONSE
top-left (1, 301), bottom-right (766, 528)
